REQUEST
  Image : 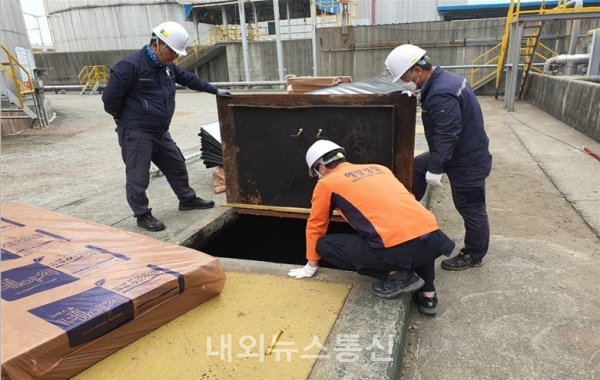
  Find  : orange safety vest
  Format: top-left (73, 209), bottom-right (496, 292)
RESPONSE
top-left (306, 162), bottom-right (440, 261)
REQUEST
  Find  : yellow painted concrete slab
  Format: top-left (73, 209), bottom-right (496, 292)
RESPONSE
top-left (73, 271), bottom-right (352, 380)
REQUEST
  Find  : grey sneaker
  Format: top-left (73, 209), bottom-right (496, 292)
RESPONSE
top-left (441, 251), bottom-right (483, 271)
top-left (371, 271), bottom-right (425, 299)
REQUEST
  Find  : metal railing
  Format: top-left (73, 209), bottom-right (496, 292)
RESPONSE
top-left (176, 25), bottom-right (275, 67)
top-left (1, 44), bottom-right (36, 108)
top-left (77, 65), bottom-right (110, 94)
top-left (468, 0), bottom-right (587, 92)
top-left (176, 1), bottom-right (359, 67)
top-left (315, 0), bottom-right (359, 28)
top-left (470, 43), bottom-right (502, 89)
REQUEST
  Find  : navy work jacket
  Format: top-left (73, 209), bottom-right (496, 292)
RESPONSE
top-left (102, 47), bottom-right (218, 133)
top-left (419, 67), bottom-right (491, 174)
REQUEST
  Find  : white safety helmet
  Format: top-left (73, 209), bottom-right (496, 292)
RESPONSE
top-left (306, 140), bottom-right (345, 177)
top-left (152, 21), bottom-right (189, 56)
top-left (384, 44), bottom-right (427, 83)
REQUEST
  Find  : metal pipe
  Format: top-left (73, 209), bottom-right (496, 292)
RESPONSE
top-left (543, 53), bottom-right (590, 72)
top-left (371, 0), bottom-right (376, 25)
top-left (42, 85), bottom-right (81, 89)
top-left (43, 81), bottom-right (288, 92)
top-left (311, 0), bottom-right (318, 76)
top-left (440, 63), bottom-right (545, 69)
top-left (222, 6), bottom-right (228, 26)
top-left (286, 0), bottom-right (291, 40)
top-left (238, 0), bottom-right (251, 82)
top-left (273, 0), bottom-right (285, 81)
top-left (210, 80), bottom-right (287, 86)
top-left (568, 0), bottom-right (583, 56)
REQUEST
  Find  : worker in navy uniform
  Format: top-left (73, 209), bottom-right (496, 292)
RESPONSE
top-left (102, 21), bottom-right (231, 232)
top-left (385, 44), bottom-right (493, 270)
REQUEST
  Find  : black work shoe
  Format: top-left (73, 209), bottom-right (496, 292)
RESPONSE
top-left (371, 271), bottom-right (425, 299)
top-left (136, 212), bottom-right (165, 232)
top-left (178, 197), bottom-right (215, 211)
top-left (412, 291), bottom-right (438, 316)
top-left (441, 251), bottom-right (483, 271)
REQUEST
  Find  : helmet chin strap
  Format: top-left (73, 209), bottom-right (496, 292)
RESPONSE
top-left (314, 167), bottom-right (324, 180)
top-left (152, 37), bottom-right (168, 59)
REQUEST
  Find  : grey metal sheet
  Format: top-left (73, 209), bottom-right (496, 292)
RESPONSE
top-left (308, 76), bottom-right (405, 95)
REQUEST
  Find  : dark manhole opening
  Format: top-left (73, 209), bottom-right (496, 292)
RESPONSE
top-left (195, 214), bottom-right (357, 268)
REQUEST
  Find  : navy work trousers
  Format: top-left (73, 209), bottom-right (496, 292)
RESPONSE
top-left (316, 230), bottom-right (455, 292)
top-left (412, 152), bottom-right (492, 261)
top-left (117, 127), bottom-right (196, 216)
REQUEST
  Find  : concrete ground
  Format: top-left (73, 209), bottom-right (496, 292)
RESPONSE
top-left (1, 90), bottom-right (412, 379)
top-left (2, 92), bottom-right (600, 379)
top-left (402, 99), bottom-right (600, 380)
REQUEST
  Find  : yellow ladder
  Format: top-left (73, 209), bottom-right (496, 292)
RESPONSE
top-left (77, 65), bottom-right (110, 95)
top-left (469, 0), bottom-right (567, 98)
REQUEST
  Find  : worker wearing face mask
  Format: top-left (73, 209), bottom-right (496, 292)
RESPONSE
top-left (287, 140), bottom-right (456, 316)
top-left (385, 44), bottom-right (493, 271)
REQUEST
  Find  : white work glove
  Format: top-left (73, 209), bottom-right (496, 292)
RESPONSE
top-left (426, 171), bottom-right (443, 187)
top-left (401, 90), bottom-right (413, 97)
top-left (216, 89), bottom-right (232, 98)
top-left (287, 263), bottom-right (318, 279)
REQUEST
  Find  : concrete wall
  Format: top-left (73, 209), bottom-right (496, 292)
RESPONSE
top-left (225, 39), bottom-right (313, 82)
top-left (33, 17), bottom-right (600, 87)
top-left (195, 51), bottom-right (230, 83)
top-left (34, 50), bottom-right (136, 85)
top-left (524, 73), bottom-right (600, 143)
top-left (316, 18), bottom-right (600, 82)
top-left (317, 18), bottom-right (504, 81)
top-left (34, 49), bottom-right (230, 85)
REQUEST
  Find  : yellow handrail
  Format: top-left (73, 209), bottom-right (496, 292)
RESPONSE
top-left (77, 65), bottom-right (110, 91)
top-left (538, 42), bottom-right (558, 57)
top-left (470, 43), bottom-right (501, 87)
top-left (0, 44), bottom-right (36, 108)
top-left (176, 24), bottom-right (276, 67)
top-left (469, 0), bottom-right (600, 95)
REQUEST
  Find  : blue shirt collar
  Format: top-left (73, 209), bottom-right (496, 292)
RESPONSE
top-left (145, 44), bottom-right (164, 67)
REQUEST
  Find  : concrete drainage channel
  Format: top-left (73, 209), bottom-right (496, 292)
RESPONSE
top-left (179, 210), bottom-right (413, 380)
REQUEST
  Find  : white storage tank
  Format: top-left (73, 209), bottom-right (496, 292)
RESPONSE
top-left (1, 0), bottom-right (32, 98)
top-left (45, 0), bottom-right (195, 52)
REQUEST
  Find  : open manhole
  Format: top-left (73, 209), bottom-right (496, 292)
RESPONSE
top-left (194, 214), bottom-right (357, 268)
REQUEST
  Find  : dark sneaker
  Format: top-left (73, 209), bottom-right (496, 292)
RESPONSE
top-left (371, 271), bottom-right (425, 299)
top-left (412, 291), bottom-right (438, 316)
top-left (441, 251), bottom-right (483, 271)
top-left (136, 212), bottom-right (165, 232)
top-left (178, 197), bottom-right (215, 211)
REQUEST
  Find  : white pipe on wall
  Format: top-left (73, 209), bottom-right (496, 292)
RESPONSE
top-left (543, 54), bottom-right (590, 73)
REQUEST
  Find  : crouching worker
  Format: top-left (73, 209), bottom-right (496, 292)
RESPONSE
top-left (287, 140), bottom-right (455, 315)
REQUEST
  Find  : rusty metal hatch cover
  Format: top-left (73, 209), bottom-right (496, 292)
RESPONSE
top-left (217, 93), bottom-right (416, 216)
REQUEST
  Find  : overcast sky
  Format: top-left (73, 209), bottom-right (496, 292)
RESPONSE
top-left (21, 0), bottom-right (51, 47)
